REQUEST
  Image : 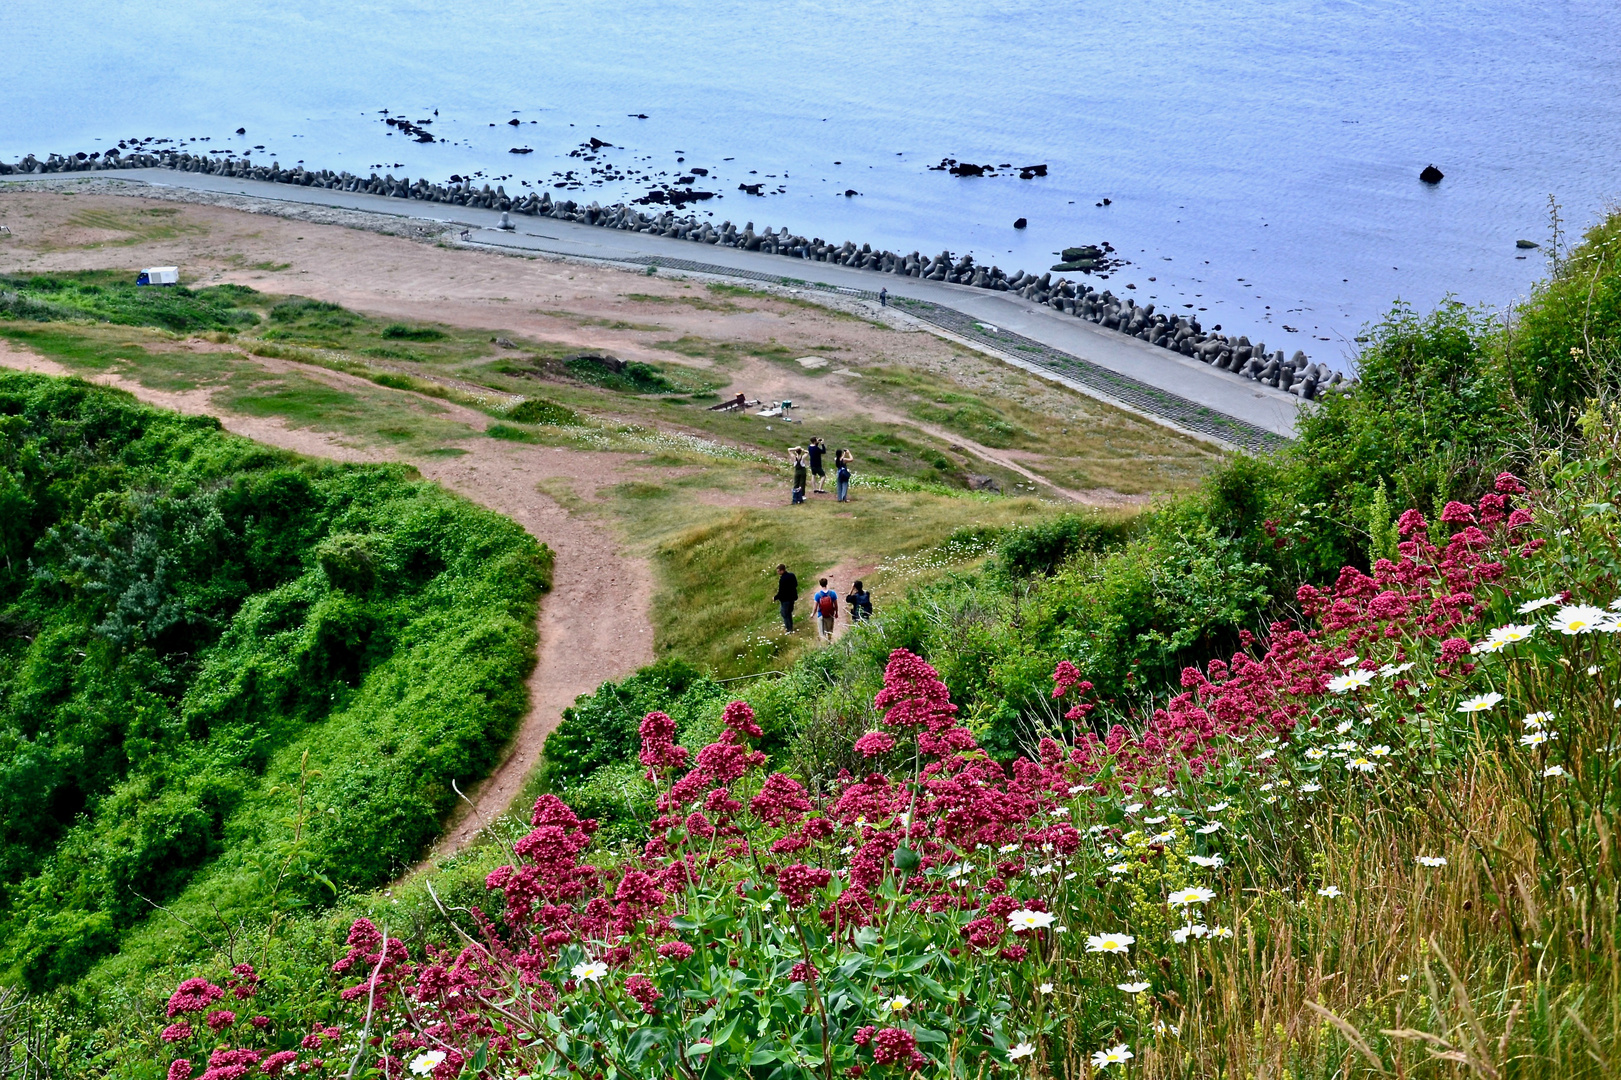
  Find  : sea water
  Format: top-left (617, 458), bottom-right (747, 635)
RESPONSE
top-left (3, 0), bottom-right (1618, 364)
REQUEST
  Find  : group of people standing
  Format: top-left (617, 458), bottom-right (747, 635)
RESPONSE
top-left (774, 566), bottom-right (872, 638)
top-left (790, 438), bottom-right (854, 504)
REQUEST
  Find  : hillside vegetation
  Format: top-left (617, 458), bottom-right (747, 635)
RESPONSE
top-left (3, 206), bottom-right (1619, 1080)
top-left (0, 373), bottom-right (550, 992)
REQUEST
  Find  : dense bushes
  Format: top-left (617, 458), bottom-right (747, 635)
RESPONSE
top-left (0, 372), bottom-right (551, 991)
top-left (0, 273), bottom-right (261, 333)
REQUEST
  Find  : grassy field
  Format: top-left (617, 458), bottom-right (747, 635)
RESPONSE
top-left (0, 268), bottom-right (1208, 678)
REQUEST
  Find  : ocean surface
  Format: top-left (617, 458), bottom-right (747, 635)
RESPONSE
top-left (5, 0), bottom-right (1619, 367)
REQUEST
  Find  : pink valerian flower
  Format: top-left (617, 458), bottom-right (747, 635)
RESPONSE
top-left (206, 1011), bottom-right (237, 1033)
top-left (854, 730), bottom-right (896, 758)
top-left (790, 961), bottom-right (820, 984)
top-left (624, 974), bottom-right (663, 1014)
top-left (776, 863), bottom-right (833, 908)
top-left (1438, 637), bottom-right (1472, 664)
top-left (169, 1061), bottom-right (194, 1080)
top-left (1397, 509), bottom-right (1429, 535)
top-left (249, 1016), bottom-right (271, 1030)
top-left (227, 963), bottom-right (260, 1000)
top-left (167, 978), bottom-right (226, 1018)
top-left (638, 711), bottom-right (690, 775)
top-left (872, 1028), bottom-right (927, 1070)
top-left (1051, 660), bottom-right (1084, 698)
top-left (1507, 507), bottom-right (1534, 528)
top-left (873, 650), bottom-right (958, 732)
top-left (161, 1023), bottom-right (193, 1043)
top-left (260, 1053), bottom-right (299, 1077)
top-left (720, 700), bottom-right (764, 741)
top-left (199, 1048), bottom-right (262, 1080)
top-left (656, 941), bottom-right (695, 962)
top-left (853, 1027), bottom-right (877, 1047)
top-left (751, 772), bottom-right (813, 826)
top-left (1495, 472), bottom-right (1527, 495)
top-left (1440, 501), bottom-right (1477, 525)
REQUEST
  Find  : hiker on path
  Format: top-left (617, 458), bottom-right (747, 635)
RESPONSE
top-left (835, 448), bottom-right (854, 502)
top-left (790, 446), bottom-right (808, 504)
top-left (811, 578), bottom-right (839, 639)
top-left (808, 438), bottom-right (827, 494)
top-left (848, 580), bottom-right (873, 622)
top-left (879, 287), bottom-right (888, 307)
top-left (775, 564), bottom-right (800, 632)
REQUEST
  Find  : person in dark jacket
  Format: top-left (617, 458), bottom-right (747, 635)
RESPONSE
top-left (807, 438), bottom-right (827, 494)
top-left (848, 580), bottom-right (873, 622)
top-left (790, 447), bottom-right (808, 505)
top-left (775, 563), bottom-right (800, 632)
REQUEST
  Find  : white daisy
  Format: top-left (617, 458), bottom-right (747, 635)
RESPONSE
top-left (1150, 831), bottom-right (1176, 845)
top-left (1457, 693), bottom-right (1504, 713)
top-left (1091, 1045), bottom-right (1133, 1069)
top-left (1143, 815), bottom-right (1168, 825)
top-left (1299, 783), bottom-right (1323, 793)
top-left (1207, 801), bottom-right (1231, 813)
top-left (1085, 932), bottom-right (1134, 954)
top-left (1348, 757), bottom-right (1377, 773)
top-left (884, 995), bottom-right (911, 1012)
top-left (1008, 1042), bottom-right (1036, 1061)
top-left (1123, 803), bottom-right (1144, 814)
top-left (1318, 885), bottom-right (1342, 898)
top-left (1107, 862), bottom-right (1129, 875)
top-left (1116, 981), bottom-right (1151, 994)
top-left (1170, 924), bottom-right (1208, 943)
top-left (1551, 605), bottom-right (1607, 635)
top-left (571, 961), bottom-right (607, 982)
top-left (1379, 662), bottom-right (1415, 677)
top-left (1335, 720), bottom-right (1355, 735)
top-left (1520, 730), bottom-right (1550, 747)
top-left (1304, 748), bottom-right (1328, 761)
top-left (999, 843), bottom-right (1021, 853)
top-left (1007, 909), bottom-right (1056, 931)
top-left (1368, 744), bottom-right (1392, 757)
top-left (1207, 925), bottom-right (1234, 939)
top-left (1167, 886), bottom-right (1216, 907)
top-left (1524, 712), bottom-right (1554, 728)
top-left (1489, 624), bottom-right (1536, 645)
top-left (1516, 595), bottom-right (1562, 614)
top-left (1188, 854), bottom-right (1225, 868)
top-left (1038, 982), bottom-right (1054, 994)
top-left (1328, 670), bottom-right (1375, 694)
top-left (1415, 855), bottom-right (1447, 867)
top-left (1544, 764), bottom-right (1566, 777)
top-left (409, 1053), bottom-right (447, 1076)
top-left (1196, 821), bottom-right (1223, 835)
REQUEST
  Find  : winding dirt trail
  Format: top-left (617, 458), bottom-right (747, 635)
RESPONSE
top-left (0, 339), bottom-right (654, 854)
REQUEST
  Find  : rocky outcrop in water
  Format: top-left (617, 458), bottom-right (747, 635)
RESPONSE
top-left (0, 149), bottom-right (1350, 400)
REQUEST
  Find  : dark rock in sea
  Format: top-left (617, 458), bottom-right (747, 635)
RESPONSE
top-left (739, 183), bottom-right (764, 195)
top-left (844, 189), bottom-right (859, 197)
top-left (236, 127), bottom-right (246, 135)
top-left (1420, 164), bottom-right (1445, 184)
top-left (509, 147), bottom-right (533, 154)
top-left (1013, 217), bottom-right (1027, 229)
top-left (589, 137), bottom-right (612, 149)
top-left (1516, 239), bottom-right (1539, 249)
top-left (508, 118), bottom-right (521, 127)
top-left (629, 113), bottom-right (649, 119)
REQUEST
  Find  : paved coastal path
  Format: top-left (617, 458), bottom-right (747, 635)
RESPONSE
top-left (1, 171), bottom-right (1301, 449)
top-left (0, 338), bottom-right (654, 856)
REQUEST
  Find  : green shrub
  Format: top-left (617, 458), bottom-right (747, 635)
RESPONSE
top-left (380, 323), bottom-right (446, 342)
top-left (0, 372), bottom-right (551, 991)
top-left (0, 273), bottom-right (261, 333)
top-left (993, 511), bottom-right (1133, 578)
top-left (504, 396), bottom-right (582, 426)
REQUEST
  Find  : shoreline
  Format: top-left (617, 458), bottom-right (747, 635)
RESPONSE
top-left (0, 162), bottom-right (1305, 449)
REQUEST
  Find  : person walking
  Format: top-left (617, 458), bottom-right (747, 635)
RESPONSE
top-left (775, 564), bottom-right (800, 632)
top-left (811, 577), bottom-right (839, 639)
top-left (848, 579), bottom-right (873, 622)
top-left (807, 438), bottom-right (827, 494)
top-left (835, 448), bottom-right (854, 502)
top-left (878, 287), bottom-right (888, 307)
top-left (790, 446), bottom-right (808, 504)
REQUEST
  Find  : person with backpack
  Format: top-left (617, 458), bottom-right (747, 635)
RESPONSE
top-left (847, 580), bottom-right (873, 622)
top-left (835, 448), bottom-right (854, 502)
top-left (811, 577), bottom-right (839, 639)
top-left (775, 564), bottom-right (800, 632)
top-left (790, 447), bottom-right (808, 505)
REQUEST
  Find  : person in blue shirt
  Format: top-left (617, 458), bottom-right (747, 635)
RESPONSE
top-left (810, 577), bottom-right (839, 639)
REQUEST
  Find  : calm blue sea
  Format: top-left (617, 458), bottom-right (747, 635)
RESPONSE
top-left (4, 0), bottom-right (1619, 358)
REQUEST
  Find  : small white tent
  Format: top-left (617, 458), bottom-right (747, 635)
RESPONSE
top-left (137, 267), bottom-right (179, 286)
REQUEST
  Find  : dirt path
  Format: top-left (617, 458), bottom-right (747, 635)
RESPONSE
top-left (0, 339), bottom-right (654, 854)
